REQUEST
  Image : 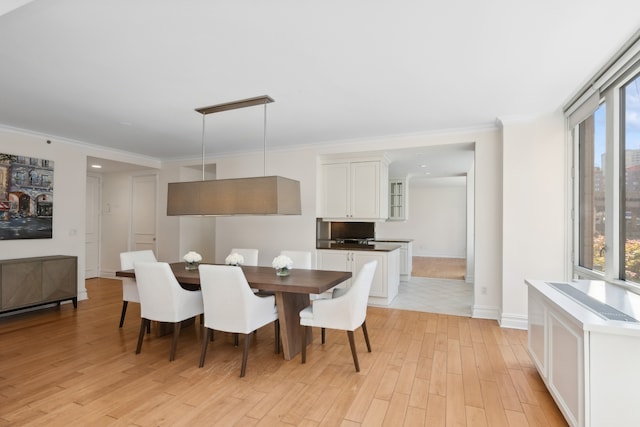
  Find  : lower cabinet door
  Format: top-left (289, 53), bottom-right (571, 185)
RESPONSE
top-left (353, 252), bottom-right (385, 297)
top-left (317, 250), bottom-right (352, 292)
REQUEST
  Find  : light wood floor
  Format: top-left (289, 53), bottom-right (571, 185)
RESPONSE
top-left (412, 257), bottom-right (466, 280)
top-left (0, 278), bottom-right (567, 426)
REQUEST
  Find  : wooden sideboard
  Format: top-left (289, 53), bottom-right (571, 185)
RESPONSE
top-left (0, 255), bottom-right (77, 314)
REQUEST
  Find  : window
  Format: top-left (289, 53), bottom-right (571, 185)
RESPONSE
top-left (574, 67), bottom-right (640, 287)
top-left (578, 104), bottom-right (606, 273)
top-left (622, 73), bottom-right (640, 281)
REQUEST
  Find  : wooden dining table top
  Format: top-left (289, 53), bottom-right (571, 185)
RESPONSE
top-left (116, 262), bottom-right (352, 295)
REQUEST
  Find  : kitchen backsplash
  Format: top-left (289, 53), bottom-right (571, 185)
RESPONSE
top-left (316, 219), bottom-right (375, 240)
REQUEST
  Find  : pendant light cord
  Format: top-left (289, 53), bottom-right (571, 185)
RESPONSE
top-left (263, 101), bottom-right (267, 176)
top-left (201, 113), bottom-right (206, 181)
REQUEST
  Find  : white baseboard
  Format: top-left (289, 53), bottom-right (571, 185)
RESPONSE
top-left (500, 313), bottom-right (528, 330)
top-left (99, 269), bottom-right (117, 278)
top-left (412, 252), bottom-right (467, 259)
top-left (472, 305), bottom-right (500, 320)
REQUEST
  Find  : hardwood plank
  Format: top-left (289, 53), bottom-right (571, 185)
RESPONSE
top-left (479, 380), bottom-right (510, 427)
top-left (412, 257), bottom-right (466, 280)
top-left (426, 394), bottom-right (447, 426)
top-left (382, 392), bottom-right (409, 426)
top-left (445, 373), bottom-right (466, 427)
top-left (428, 350), bottom-right (447, 396)
top-left (408, 377), bottom-right (430, 409)
top-left (361, 398), bottom-right (388, 426)
top-left (466, 406), bottom-right (488, 427)
top-left (447, 338), bottom-right (462, 375)
top-left (343, 351), bottom-right (391, 422)
top-left (395, 360), bottom-right (417, 395)
top-left (404, 406), bottom-right (427, 427)
top-left (505, 409), bottom-right (530, 427)
top-left (460, 346), bottom-right (483, 408)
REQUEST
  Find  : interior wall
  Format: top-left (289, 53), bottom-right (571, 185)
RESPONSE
top-left (177, 165), bottom-right (216, 264)
top-left (212, 148), bottom-right (319, 266)
top-left (500, 111), bottom-right (566, 328)
top-left (99, 172), bottom-right (133, 275)
top-left (466, 163), bottom-right (475, 283)
top-left (376, 180), bottom-right (467, 258)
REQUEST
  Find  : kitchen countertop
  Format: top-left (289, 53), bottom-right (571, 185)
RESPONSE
top-left (316, 241), bottom-right (401, 252)
top-left (373, 238), bottom-right (413, 243)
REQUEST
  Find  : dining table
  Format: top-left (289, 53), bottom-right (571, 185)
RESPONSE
top-left (116, 262), bottom-right (352, 360)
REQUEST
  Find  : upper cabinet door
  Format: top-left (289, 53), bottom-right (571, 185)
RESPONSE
top-left (351, 161), bottom-right (379, 219)
top-left (321, 162), bottom-right (350, 218)
top-left (319, 157), bottom-right (389, 221)
top-left (388, 178), bottom-right (407, 221)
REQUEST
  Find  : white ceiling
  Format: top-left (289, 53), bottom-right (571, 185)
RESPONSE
top-left (1, 1), bottom-right (640, 177)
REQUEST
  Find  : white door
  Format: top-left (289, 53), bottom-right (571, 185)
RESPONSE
top-left (131, 174), bottom-right (157, 253)
top-left (85, 174), bottom-right (100, 278)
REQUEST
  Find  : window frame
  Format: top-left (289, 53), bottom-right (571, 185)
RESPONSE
top-left (572, 61), bottom-right (640, 294)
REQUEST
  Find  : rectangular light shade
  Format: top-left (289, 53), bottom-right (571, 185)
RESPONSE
top-left (167, 176), bottom-right (301, 216)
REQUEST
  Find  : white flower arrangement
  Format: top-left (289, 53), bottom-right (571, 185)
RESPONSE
top-left (183, 251), bottom-right (202, 263)
top-left (225, 252), bottom-right (245, 266)
top-left (272, 255), bottom-right (293, 270)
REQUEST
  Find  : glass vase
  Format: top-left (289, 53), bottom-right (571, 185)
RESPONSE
top-left (185, 261), bottom-right (199, 270)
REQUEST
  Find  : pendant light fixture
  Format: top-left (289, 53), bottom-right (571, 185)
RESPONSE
top-left (167, 95), bottom-right (301, 216)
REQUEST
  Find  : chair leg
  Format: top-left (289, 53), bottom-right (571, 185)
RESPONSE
top-left (240, 333), bottom-right (251, 377)
top-left (199, 328), bottom-right (212, 368)
top-left (347, 330), bottom-right (360, 372)
top-left (169, 322), bottom-right (182, 362)
top-left (274, 319), bottom-right (280, 354)
top-left (119, 301), bottom-right (128, 328)
top-left (146, 320), bottom-right (151, 334)
top-left (321, 327), bottom-right (326, 344)
top-left (135, 318), bottom-right (147, 354)
top-left (234, 333), bottom-right (239, 347)
top-left (301, 325), bottom-right (308, 364)
top-left (361, 321), bottom-right (372, 352)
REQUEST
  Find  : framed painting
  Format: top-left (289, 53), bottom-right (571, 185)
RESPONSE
top-left (0, 152), bottom-right (54, 240)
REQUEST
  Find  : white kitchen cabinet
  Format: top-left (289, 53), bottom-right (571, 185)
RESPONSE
top-left (388, 178), bottom-right (407, 221)
top-left (376, 239), bottom-right (412, 279)
top-left (398, 242), bottom-right (412, 278)
top-left (316, 250), bottom-right (352, 292)
top-left (526, 279), bottom-right (640, 427)
top-left (317, 248), bottom-right (399, 305)
top-left (319, 157), bottom-right (389, 221)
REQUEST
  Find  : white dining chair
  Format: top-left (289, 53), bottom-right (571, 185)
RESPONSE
top-left (198, 264), bottom-right (279, 377)
top-left (119, 250), bottom-right (157, 329)
top-left (230, 248), bottom-right (259, 266)
top-left (280, 249), bottom-right (326, 301)
top-left (279, 250), bottom-right (313, 269)
top-left (134, 261), bottom-right (204, 361)
top-left (299, 260), bottom-right (377, 372)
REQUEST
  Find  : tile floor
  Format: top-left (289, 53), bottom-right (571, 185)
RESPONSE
top-left (385, 276), bottom-right (473, 317)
